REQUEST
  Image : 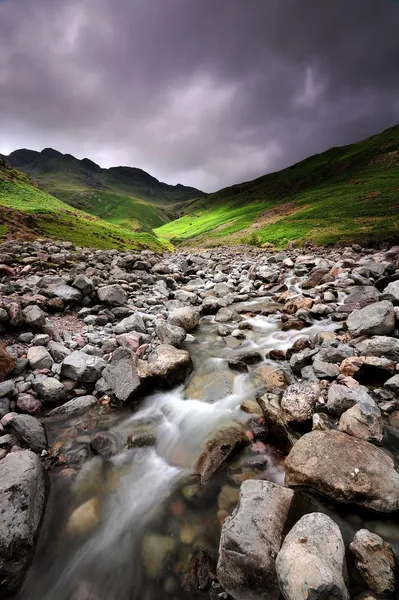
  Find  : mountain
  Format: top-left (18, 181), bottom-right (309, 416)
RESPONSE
top-left (0, 156), bottom-right (168, 251)
top-left (5, 148), bottom-right (204, 233)
top-left (155, 124), bottom-right (399, 247)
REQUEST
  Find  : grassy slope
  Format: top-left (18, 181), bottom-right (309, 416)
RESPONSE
top-left (0, 158), bottom-right (168, 251)
top-left (155, 124), bottom-right (399, 247)
top-left (5, 149), bottom-right (203, 233)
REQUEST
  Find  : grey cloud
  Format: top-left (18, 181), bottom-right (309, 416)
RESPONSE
top-left (0, 0), bottom-right (398, 190)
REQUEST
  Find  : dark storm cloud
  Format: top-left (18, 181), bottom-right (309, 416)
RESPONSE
top-left (1, 0), bottom-right (399, 190)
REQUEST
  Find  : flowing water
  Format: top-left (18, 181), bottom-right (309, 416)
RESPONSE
top-left (17, 295), bottom-right (399, 600)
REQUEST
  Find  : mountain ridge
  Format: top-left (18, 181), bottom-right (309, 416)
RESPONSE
top-left (155, 123), bottom-right (399, 247)
top-left (0, 155), bottom-right (168, 251)
top-left (4, 147), bottom-right (205, 234)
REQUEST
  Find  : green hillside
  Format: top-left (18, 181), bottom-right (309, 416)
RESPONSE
top-left (5, 148), bottom-right (204, 233)
top-left (155, 124), bottom-right (399, 248)
top-left (0, 157), bottom-right (168, 251)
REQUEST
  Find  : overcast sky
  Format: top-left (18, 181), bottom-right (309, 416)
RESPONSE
top-left (1, 0), bottom-right (399, 191)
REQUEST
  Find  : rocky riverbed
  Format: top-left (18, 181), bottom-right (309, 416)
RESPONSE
top-left (0, 238), bottom-right (398, 600)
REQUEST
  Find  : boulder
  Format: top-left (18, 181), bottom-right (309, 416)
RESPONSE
top-left (7, 414), bottom-right (47, 452)
top-left (155, 321), bottom-right (186, 346)
top-left (148, 344), bottom-right (192, 386)
top-left (338, 403), bottom-right (383, 444)
top-left (0, 346), bottom-right (16, 383)
top-left (0, 380), bottom-right (15, 398)
top-left (102, 347), bottom-right (141, 402)
top-left (27, 346), bottom-right (53, 371)
top-left (382, 279), bottom-right (399, 302)
top-left (47, 341), bottom-right (71, 362)
top-left (0, 451), bottom-right (46, 598)
top-left (326, 384), bottom-right (377, 416)
top-left (97, 284), bottom-right (127, 306)
top-left (49, 284), bottom-right (82, 304)
top-left (385, 374), bottom-right (399, 395)
top-left (217, 479), bottom-right (293, 600)
top-left (61, 351), bottom-right (106, 383)
top-left (195, 426), bottom-right (249, 484)
top-left (343, 286), bottom-right (381, 311)
top-left (356, 336), bottom-right (399, 361)
top-left (214, 307), bottom-right (240, 323)
top-left (33, 376), bottom-right (66, 404)
top-left (72, 274), bottom-right (94, 295)
top-left (47, 395), bottom-right (98, 417)
top-left (21, 305), bottom-right (46, 329)
top-left (347, 301), bottom-right (395, 336)
top-left (349, 529), bottom-right (396, 594)
top-left (312, 360), bottom-right (340, 380)
top-left (276, 512), bottom-right (349, 600)
top-left (284, 430), bottom-right (399, 512)
top-left (113, 312), bottom-right (146, 335)
top-left (257, 394), bottom-right (299, 453)
top-left (16, 394), bottom-right (42, 415)
top-left (281, 382), bottom-right (320, 423)
top-left (168, 307), bottom-right (200, 332)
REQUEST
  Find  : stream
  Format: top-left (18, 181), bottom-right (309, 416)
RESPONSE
top-left (16, 294), bottom-right (399, 600)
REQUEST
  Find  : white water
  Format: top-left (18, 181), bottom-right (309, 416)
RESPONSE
top-left (19, 306), bottom-right (340, 600)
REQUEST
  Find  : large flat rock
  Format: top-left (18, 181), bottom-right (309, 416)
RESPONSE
top-left (285, 430), bottom-right (399, 513)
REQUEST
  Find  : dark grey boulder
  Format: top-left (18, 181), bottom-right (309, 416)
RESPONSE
top-left (0, 451), bottom-right (46, 598)
top-left (217, 479), bottom-right (293, 600)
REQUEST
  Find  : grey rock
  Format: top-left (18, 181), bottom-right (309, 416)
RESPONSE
top-left (33, 376), bottom-right (66, 404)
top-left (113, 312), bottom-right (146, 335)
top-left (22, 305), bottom-right (46, 329)
top-left (47, 340), bottom-right (71, 362)
top-left (168, 307), bottom-right (200, 331)
top-left (102, 347), bottom-right (141, 402)
top-left (61, 351), bottom-right (106, 383)
top-left (217, 479), bottom-right (293, 600)
top-left (47, 395), bottom-right (98, 417)
top-left (347, 301), bottom-right (395, 336)
top-left (201, 296), bottom-right (228, 314)
top-left (27, 346), bottom-right (53, 370)
top-left (97, 284), bottom-right (127, 306)
top-left (281, 382), bottom-right (320, 423)
top-left (7, 414), bottom-right (47, 452)
top-left (289, 348), bottom-right (318, 372)
top-left (356, 336), bottom-right (399, 361)
top-left (285, 430), bottom-right (399, 512)
top-left (317, 345), bottom-right (354, 363)
top-left (343, 286), bottom-right (381, 310)
top-left (349, 529), bottom-right (396, 594)
top-left (312, 359), bottom-right (340, 380)
top-left (338, 402), bottom-right (383, 444)
top-left (0, 380), bottom-right (15, 398)
top-left (155, 321), bottom-right (186, 346)
top-left (276, 512), bottom-right (349, 600)
top-left (312, 412), bottom-right (337, 431)
top-left (0, 451), bottom-right (46, 598)
top-left (385, 374), bottom-right (399, 395)
top-left (196, 426), bottom-right (249, 484)
top-left (148, 344), bottom-right (192, 385)
top-left (214, 307), bottom-right (239, 323)
top-left (0, 397), bottom-right (10, 418)
top-left (327, 384), bottom-right (377, 416)
top-left (382, 279), bottom-right (399, 302)
top-left (72, 274), bottom-right (94, 295)
top-left (49, 284), bottom-right (82, 304)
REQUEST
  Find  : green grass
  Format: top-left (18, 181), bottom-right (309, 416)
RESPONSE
top-left (0, 180), bottom-right (169, 251)
top-left (156, 124), bottom-right (399, 248)
top-left (6, 148), bottom-right (203, 234)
